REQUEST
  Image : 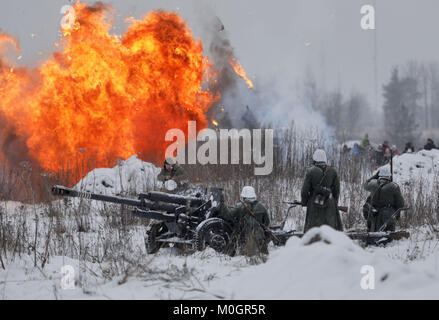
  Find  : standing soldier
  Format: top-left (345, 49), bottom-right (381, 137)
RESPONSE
top-left (157, 157), bottom-right (189, 192)
top-left (220, 186), bottom-right (270, 256)
top-left (301, 149), bottom-right (343, 233)
top-left (363, 167), bottom-right (405, 232)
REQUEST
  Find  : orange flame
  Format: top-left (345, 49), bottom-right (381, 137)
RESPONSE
top-left (229, 55), bottom-right (253, 89)
top-left (0, 33), bottom-right (20, 54)
top-left (0, 3), bottom-right (218, 174)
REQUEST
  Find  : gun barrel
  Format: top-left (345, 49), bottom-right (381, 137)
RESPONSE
top-left (52, 185), bottom-right (142, 207)
top-left (132, 208), bottom-right (176, 222)
top-left (52, 185), bottom-right (186, 213)
top-left (142, 191), bottom-right (203, 207)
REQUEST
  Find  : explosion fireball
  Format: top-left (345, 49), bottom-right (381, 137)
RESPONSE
top-left (0, 2), bottom-right (217, 174)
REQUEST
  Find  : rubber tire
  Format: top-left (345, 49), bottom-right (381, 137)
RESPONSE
top-left (145, 223), bottom-right (168, 254)
top-left (194, 218), bottom-right (234, 256)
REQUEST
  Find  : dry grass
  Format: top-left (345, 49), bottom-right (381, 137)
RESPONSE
top-left (0, 126), bottom-right (438, 280)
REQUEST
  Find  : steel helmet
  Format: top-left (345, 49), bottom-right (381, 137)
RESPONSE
top-left (379, 166), bottom-right (392, 179)
top-left (241, 186), bottom-right (257, 202)
top-left (312, 149), bottom-right (327, 163)
top-left (164, 157), bottom-right (176, 166)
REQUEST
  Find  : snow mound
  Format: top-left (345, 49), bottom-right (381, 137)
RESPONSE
top-left (383, 149), bottom-right (439, 186)
top-left (224, 226), bottom-right (439, 299)
top-left (1, 225), bottom-right (438, 299)
top-left (302, 225), bottom-right (357, 250)
top-left (74, 155), bottom-right (161, 195)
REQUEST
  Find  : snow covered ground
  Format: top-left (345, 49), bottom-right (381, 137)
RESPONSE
top-left (391, 149), bottom-right (439, 187)
top-left (1, 152), bottom-right (439, 300)
top-left (75, 155), bottom-right (162, 195)
top-left (1, 226), bottom-right (438, 300)
top-left (340, 141), bottom-right (439, 188)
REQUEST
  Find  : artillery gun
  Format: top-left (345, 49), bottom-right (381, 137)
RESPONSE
top-left (51, 185), bottom-right (296, 255)
top-left (51, 186), bottom-right (408, 253)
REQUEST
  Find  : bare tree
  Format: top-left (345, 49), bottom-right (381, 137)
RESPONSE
top-left (383, 67), bottom-right (420, 149)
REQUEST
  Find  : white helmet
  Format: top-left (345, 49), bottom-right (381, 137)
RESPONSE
top-left (313, 149), bottom-right (327, 164)
top-left (165, 157), bottom-right (176, 166)
top-left (241, 186), bottom-right (257, 202)
top-left (379, 166), bottom-right (392, 179)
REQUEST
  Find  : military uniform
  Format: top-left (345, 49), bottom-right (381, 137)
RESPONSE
top-left (157, 164), bottom-right (189, 191)
top-left (301, 162), bottom-right (343, 233)
top-left (364, 177), bottom-right (404, 232)
top-left (220, 201), bottom-right (270, 256)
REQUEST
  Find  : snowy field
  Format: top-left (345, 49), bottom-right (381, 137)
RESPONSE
top-left (392, 149), bottom-right (439, 187)
top-left (1, 152), bottom-right (439, 300)
top-left (1, 226), bottom-right (438, 300)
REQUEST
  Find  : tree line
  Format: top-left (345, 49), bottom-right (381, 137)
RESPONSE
top-left (303, 61), bottom-right (439, 150)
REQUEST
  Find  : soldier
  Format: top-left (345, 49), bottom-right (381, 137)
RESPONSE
top-left (363, 167), bottom-right (404, 232)
top-left (220, 186), bottom-right (270, 256)
top-left (424, 138), bottom-right (437, 151)
top-left (157, 157), bottom-right (189, 192)
top-left (403, 142), bottom-right (415, 154)
top-left (301, 149), bottom-right (343, 233)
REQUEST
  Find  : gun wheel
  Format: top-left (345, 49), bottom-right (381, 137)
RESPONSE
top-left (194, 218), bottom-right (234, 256)
top-left (145, 222), bottom-right (168, 254)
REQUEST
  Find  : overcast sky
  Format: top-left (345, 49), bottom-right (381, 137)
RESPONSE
top-left (1, 0), bottom-right (438, 113)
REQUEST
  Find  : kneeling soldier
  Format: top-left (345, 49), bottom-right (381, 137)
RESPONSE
top-left (157, 157), bottom-right (189, 192)
top-left (363, 167), bottom-right (404, 232)
top-left (220, 186), bottom-right (270, 256)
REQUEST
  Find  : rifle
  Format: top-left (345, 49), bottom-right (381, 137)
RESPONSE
top-left (347, 230), bottom-right (410, 246)
top-left (284, 200), bottom-right (348, 213)
top-left (239, 200), bottom-right (280, 243)
top-left (378, 207), bottom-right (409, 232)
